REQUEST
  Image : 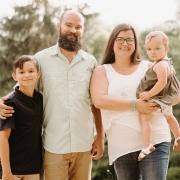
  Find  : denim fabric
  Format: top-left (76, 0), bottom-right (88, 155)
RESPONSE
top-left (114, 142), bottom-right (170, 180)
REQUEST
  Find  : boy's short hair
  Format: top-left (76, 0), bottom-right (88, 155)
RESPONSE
top-left (13, 55), bottom-right (39, 73)
top-left (145, 31), bottom-right (169, 47)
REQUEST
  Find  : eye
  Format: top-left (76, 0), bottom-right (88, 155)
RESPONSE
top-left (116, 38), bottom-right (124, 44)
top-left (127, 38), bottom-right (135, 44)
top-left (76, 26), bottom-right (82, 30)
top-left (66, 24), bottom-right (71, 28)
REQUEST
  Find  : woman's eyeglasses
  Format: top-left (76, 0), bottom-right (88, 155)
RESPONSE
top-left (115, 37), bottom-right (135, 45)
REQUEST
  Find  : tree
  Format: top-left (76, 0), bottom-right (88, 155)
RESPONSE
top-left (0, 0), bottom-right (109, 96)
top-left (0, 0), bottom-right (58, 96)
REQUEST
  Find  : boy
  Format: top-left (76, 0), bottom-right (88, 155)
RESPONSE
top-left (0, 55), bottom-right (43, 180)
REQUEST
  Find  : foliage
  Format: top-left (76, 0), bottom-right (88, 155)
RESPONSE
top-left (167, 167), bottom-right (180, 180)
top-left (0, 0), bottom-right (58, 96)
top-left (0, 0), bottom-right (108, 96)
top-left (92, 138), bottom-right (117, 180)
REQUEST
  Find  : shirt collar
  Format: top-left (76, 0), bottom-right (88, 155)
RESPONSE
top-left (14, 86), bottom-right (38, 103)
top-left (50, 43), bottom-right (85, 61)
top-left (50, 43), bottom-right (61, 56)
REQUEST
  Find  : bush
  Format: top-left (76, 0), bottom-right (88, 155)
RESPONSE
top-left (167, 166), bottom-right (180, 180)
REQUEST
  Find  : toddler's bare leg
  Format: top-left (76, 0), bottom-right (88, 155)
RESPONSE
top-left (165, 114), bottom-right (180, 139)
top-left (166, 114), bottom-right (180, 151)
top-left (139, 113), bottom-right (154, 148)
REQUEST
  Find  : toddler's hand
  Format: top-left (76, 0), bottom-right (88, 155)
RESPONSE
top-left (139, 91), bottom-right (150, 100)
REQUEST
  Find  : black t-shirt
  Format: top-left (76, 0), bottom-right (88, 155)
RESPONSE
top-left (0, 87), bottom-right (43, 177)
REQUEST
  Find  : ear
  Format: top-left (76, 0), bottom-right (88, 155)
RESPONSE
top-left (12, 73), bottom-right (18, 81)
top-left (56, 22), bottom-right (60, 32)
top-left (165, 46), bottom-right (169, 52)
top-left (37, 71), bottom-right (41, 78)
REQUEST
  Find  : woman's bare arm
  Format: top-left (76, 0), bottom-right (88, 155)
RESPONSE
top-left (90, 66), bottom-right (158, 113)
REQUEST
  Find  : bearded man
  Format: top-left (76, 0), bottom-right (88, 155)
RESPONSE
top-left (0, 10), bottom-right (104, 180)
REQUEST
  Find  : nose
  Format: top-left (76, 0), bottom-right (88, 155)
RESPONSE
top-left (122, 40), bottom-right (128, 45)
top-left (70, 27), bottom-right (76, 33)
top-left (25, 72), bottom-right (30, 76)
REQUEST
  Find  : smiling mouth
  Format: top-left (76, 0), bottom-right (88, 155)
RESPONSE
top-left (120, 48), bottom-right (129, 51)
top-left (68, 35), bottom-right (75, 37)
top-left (68, 35), bottom-right (77, 39)
top-left (23, 79), bottom-right (32, 81)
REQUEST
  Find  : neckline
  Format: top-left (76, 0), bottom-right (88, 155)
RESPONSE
top-left (109, 63), bottom-right (141, 76)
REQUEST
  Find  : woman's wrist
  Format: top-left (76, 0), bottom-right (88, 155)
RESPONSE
top-left (131, 100), bottom-right (137, 111)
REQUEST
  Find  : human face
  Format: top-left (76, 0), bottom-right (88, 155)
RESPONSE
top-left (60, 11), bottom-right (84, 39)
top-left (12, 61), bottom-right (40, 88)
top-left (113, 30), bottom-right (135, 59)
top-left (58, 29), bottom-right (82, 51)
top-left (145, 35), bottom-right (168, 62)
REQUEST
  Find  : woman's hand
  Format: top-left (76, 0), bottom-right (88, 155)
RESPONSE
top-left (136, 99), bottom-right (159, 114)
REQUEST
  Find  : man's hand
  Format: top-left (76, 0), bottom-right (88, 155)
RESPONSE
top-left (0, 96), bottom-right (14, 119)
top-left (91, 137), bottom-right (104, 160)
top-left (137, 99), bottom-right (159, 114)
top-left (90, 105), bottom-right (104, 160)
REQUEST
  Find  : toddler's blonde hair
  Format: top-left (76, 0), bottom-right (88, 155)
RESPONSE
top-left (145, 31), bottom-right (169, 47)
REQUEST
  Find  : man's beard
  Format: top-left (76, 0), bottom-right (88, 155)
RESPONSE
top-left (58, 31), bottom-right (82, 52)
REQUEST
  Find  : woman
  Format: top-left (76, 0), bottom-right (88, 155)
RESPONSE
top-left (90, 23), bottom-right (171, 180)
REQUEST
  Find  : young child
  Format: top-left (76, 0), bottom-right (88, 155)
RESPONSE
top-left (0, 55), bottom-right (43, 180)
top-left (136, 31), bottom-right (180, 161)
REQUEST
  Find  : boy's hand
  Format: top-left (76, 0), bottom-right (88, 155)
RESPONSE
top-left (139, 91), bottom-right (150, 101)
top-left (2, 172), bottom-right (15, 180)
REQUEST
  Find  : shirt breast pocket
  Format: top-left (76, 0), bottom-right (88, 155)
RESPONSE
top-left (41, 70), bottom-right (66, 97)
top-left (74, 70), bottom-right (92, 98)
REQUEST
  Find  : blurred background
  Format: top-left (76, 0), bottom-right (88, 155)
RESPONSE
top-left (0, 0), bottom-right (180, 179)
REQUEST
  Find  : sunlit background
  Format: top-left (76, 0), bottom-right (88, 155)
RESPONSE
top-left (0, 0), bottom-right (178, 31)
top-left (0, 1), bottom-right (180, 179)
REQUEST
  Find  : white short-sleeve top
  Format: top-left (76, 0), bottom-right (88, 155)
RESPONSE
top-left (101, 60), bottom-right (171, 165)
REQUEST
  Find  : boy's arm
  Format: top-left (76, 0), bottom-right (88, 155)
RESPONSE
top-left (90, 105), bottom-right (104, 160)
top-left (140, 62), bottom-right (167, 100)
top-left (0, 128), bottom-right (14, 179)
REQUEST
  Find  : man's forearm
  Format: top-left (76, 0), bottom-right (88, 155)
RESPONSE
top-left (0, 91), bottom-right (14, 119)
top-left (91, 105), bottom-right (104, 139)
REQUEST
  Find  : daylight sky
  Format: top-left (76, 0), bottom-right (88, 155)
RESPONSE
top-left (0, 0), bottom-right (178, 31)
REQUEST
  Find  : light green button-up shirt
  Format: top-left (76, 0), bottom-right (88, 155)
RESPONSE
top-left (35, 44), bottom-right (98, 154)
